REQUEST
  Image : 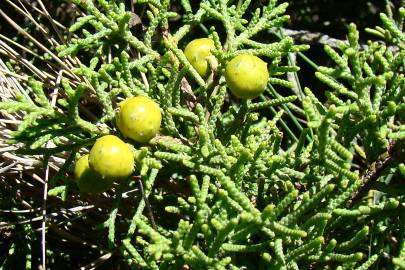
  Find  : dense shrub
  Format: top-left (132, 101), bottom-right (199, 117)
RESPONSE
top-left (0, 0), bottom-right (404, 269)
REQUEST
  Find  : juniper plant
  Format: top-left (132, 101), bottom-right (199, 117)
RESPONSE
top-left (0, 0), bottom-right (404, 269)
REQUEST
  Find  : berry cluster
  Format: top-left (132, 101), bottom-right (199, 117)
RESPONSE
top-left (75, 96), bottom-right (161, 193)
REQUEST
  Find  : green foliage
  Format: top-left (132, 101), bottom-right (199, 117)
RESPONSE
top-left (0, 0), bottom-right (404, 269)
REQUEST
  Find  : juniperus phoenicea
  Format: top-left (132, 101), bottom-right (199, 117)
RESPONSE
top-left (0, 0), bottom-right (404, 269)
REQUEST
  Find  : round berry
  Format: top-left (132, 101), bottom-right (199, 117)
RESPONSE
top-left (88, 135), bottom-right (134, 180)
top-left (184, 38), bottom-right (216, 77)
top-left (74, 154), bottom-right (113, 193)
top-left (116, 96), bottom-right (162, 143)
top-left (225, 54), bottom-right (269, 99)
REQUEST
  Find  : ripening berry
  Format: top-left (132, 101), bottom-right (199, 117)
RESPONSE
top-left (88, 135), bottom-right (135, 180)
top-left (184, 38), bottom-right (216, 77)
top-left (74, 154), bottom-right (113, 193)
top-left (116, 96), bottom-right (162, 143)
top-left (225, 54), bottom-right (269, 99)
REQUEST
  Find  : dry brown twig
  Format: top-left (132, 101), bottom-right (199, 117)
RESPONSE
top-left (347, 140), bottom-right (405, 208)
top-left (0, 2), bottom-right (110, 267)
